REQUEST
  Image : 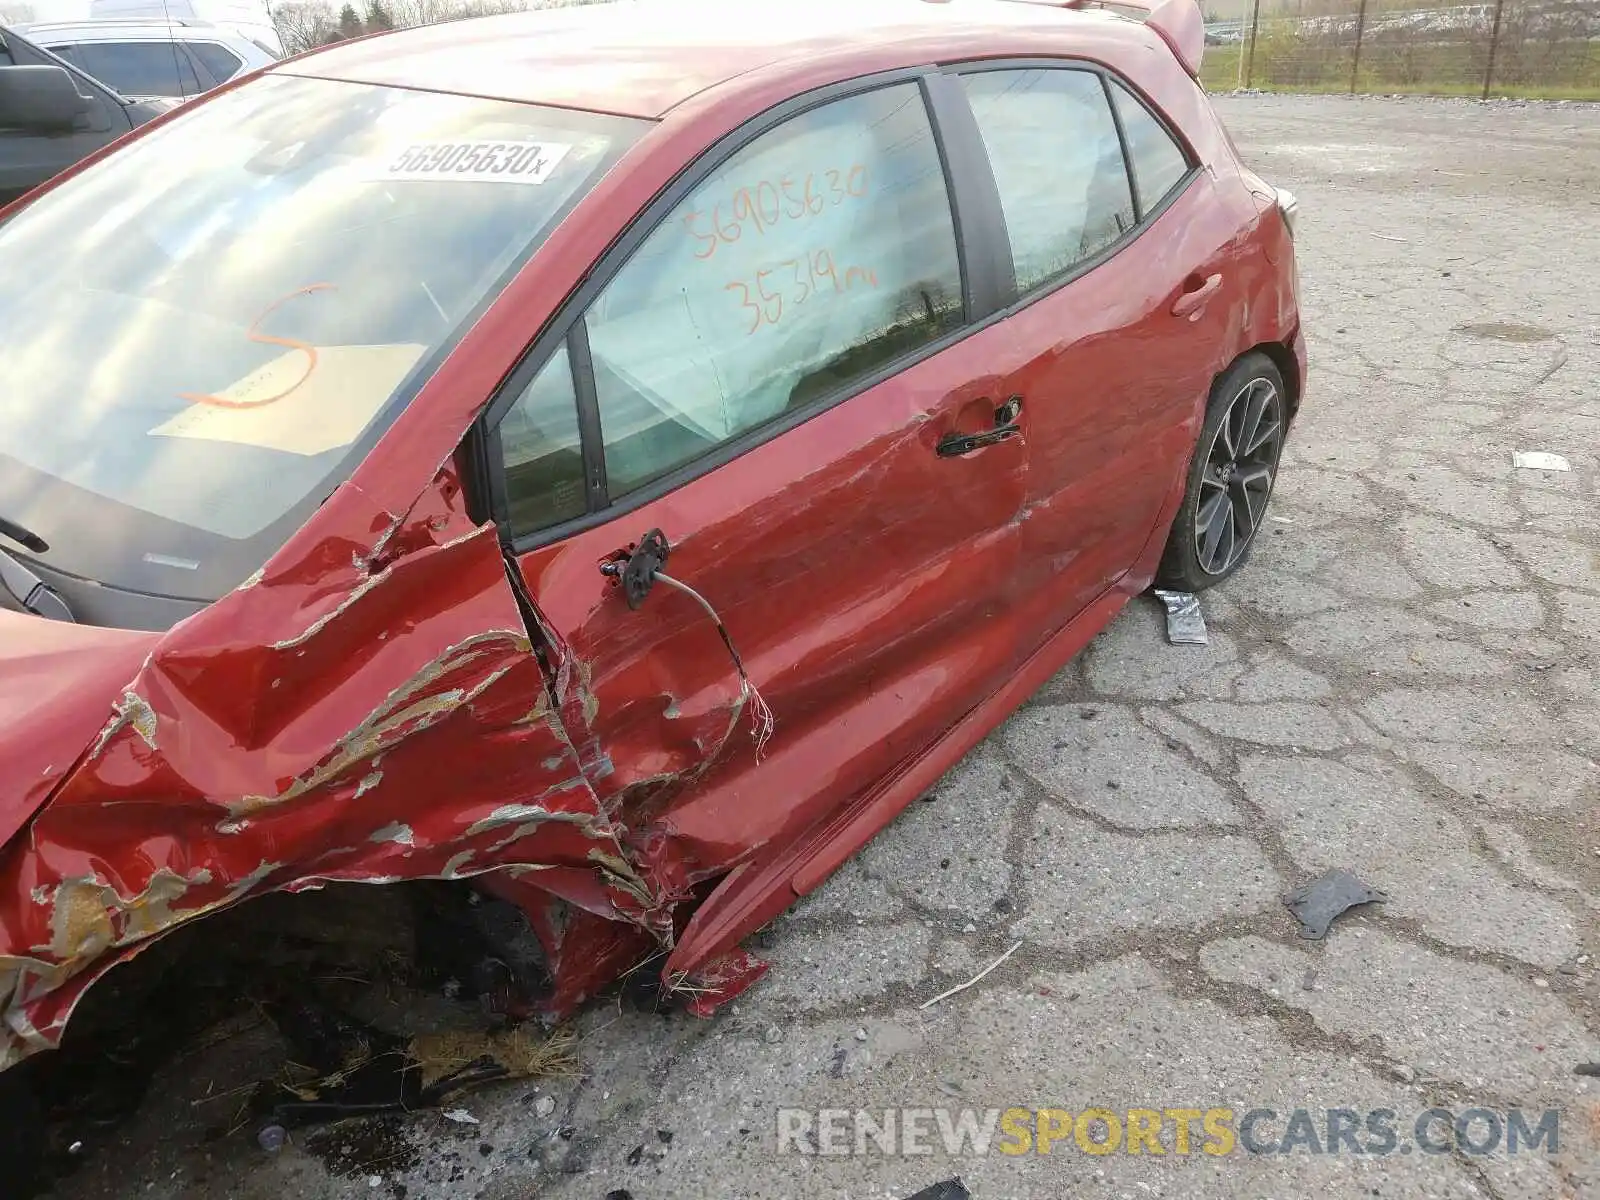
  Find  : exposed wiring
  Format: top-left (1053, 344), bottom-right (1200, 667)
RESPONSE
top-left (653, 571), bottom-right (774, 761)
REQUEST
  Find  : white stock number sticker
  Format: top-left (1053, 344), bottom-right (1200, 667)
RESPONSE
top-left (379, 140), bottom-right (573, 184)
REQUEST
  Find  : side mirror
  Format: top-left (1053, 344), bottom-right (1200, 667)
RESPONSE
top-left (0, 65), bottom-right (93, 133)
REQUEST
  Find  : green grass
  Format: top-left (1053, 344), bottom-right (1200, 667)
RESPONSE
top-left (1200, 40), bottom-right (1600, 100)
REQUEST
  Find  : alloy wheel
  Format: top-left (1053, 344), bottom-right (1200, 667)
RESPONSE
top-left (1192, 377), bottom-right (1284, 576)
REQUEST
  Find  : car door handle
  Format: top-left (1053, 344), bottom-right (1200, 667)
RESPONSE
top-left (1171, 273), bottom-right (1223, 318)
top-left (936, 396), bottom-right (1023, 458)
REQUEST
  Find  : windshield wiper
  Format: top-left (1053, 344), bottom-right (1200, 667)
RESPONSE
top-left (0, 546), bottom-right (74, 622)
top-left (0, 515), bottom-right (48, 555)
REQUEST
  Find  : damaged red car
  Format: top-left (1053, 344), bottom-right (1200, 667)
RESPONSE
top-left (0, 0), bottom-right (1302, 1101)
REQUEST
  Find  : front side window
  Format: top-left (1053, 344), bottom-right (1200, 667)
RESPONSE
top-left (960, 68), bottom-right (1135, 293)
top-left (0, 74), bottom-right (645, 599)
top-left (72, 40), bottom-right (202, 97)
top-left (1110, 79), bottom-right (1192, 213)
top-left (580, 81), bottom-right (964, 497)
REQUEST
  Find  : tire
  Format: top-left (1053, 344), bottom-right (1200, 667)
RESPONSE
top-left (1155, 351), bottom-right (1288, 592)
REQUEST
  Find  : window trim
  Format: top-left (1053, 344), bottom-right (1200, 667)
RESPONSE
top-left (480, 66), bottom-right (996, 552)
top-left (943, 57), bottom-right (1202, 318)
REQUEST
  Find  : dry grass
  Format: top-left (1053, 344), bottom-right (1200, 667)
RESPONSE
top-left (408, 1027), bottom-right (580, 1091)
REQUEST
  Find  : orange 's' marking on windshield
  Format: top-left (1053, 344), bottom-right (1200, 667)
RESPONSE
top-left (177, 283), bottom-right (336, 410)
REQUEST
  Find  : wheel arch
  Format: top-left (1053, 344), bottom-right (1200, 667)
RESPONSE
top-left (1251, 336), bottom-right (1303, 422)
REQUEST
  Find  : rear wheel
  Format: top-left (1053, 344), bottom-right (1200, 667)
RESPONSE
top-left (1155, 352), bottom-right (1287, 591)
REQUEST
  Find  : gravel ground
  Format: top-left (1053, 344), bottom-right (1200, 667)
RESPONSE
top-left (49, 93), bottom-right (1600, 1200)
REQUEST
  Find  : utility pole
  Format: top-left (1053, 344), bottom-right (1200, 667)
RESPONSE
top-left (1349, 0), bottom-right (1368, 93)
top-left (1482, 0), bottom-right (1507, 100)
top-left (1245, 0), bottom-right (1262, 89)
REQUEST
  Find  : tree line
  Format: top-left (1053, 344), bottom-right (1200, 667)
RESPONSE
top-left (272, 0), bottom-right (611, 54)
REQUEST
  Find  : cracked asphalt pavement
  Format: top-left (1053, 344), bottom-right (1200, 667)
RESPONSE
top-left (52, 94), bottom-right (1600, 1200)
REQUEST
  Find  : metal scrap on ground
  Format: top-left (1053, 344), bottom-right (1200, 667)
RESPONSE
top-left (1282, 868), bottom-right (1389, 939)
top-left (919, 941), bottom-right (1024, 1010)
top-left (1152, 589), bottom-right (1209, 645)
top-left (1512, 450), bottom-right (1571, 471)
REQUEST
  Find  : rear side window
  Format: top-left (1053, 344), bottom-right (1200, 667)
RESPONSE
top-left (1109, 80), bottom-right (1191, 213)
top-left (959, 68), bottom-right (1135, 293)
top-left (577, 81), bottom-right (964, 499)
top-left (72, 41), bottom-right (202, 97)
top-left (190, 41), bottom-right (244, 83)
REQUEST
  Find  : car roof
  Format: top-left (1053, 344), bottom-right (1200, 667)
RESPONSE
top-left (283, 0), bottom-right (1139, 120)
top-left (25, 19), bottom-right (228, 37)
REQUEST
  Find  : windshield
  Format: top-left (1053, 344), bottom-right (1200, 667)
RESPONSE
top-left (0, 73), bottom-right (645, 602)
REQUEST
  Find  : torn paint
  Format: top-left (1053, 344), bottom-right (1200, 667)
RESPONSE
top-left (0, 468), bottom-right (658, 1070)
top-left (369, 822), bottom-right (415, 846)
top-left (89, 690), bottom-right (159, 758)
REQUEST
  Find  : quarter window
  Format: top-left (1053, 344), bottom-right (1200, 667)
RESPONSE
top-left (582, 82), bottom-right (964, 497)
top-left (960, 68), bottom-right (1135, 293)
top-left (499, 342), bottom-right (587, 535)
top-left (1109, 80), bottom-right (1192, 213)
top-left (190, 42), bottom-right (245, 84)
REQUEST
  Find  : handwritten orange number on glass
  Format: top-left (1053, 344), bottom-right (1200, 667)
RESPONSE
top-left (726, 280), bottom-right (762, 335)
top-left (755, 268), bottom-right (782, 326)
top-left (684, 209), bottom-right (718, 259)
top-left (177, 282), bottom-right (336, 410)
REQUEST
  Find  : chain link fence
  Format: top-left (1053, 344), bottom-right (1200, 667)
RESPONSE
top-left (1201, 0), bottom-right (1600, 99)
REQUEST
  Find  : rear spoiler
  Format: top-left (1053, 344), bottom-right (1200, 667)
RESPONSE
top-left (1003, 0), bottom-right (1205, 78)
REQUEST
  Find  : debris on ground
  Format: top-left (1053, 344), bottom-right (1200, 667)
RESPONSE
top-left (1152, 589), bottom-right (1209, 645)
top-left (411, 1028), bottom-right (577, 1091)
top-left (1574, 1063), bottom-right (1600, 1077)
top-left (904, 1180), bottom-right (971, 1200)
top-left (16, 882), bottom-right (583, 1198)
top-left (256, 1124), bottom-right (287, 1152)
top-left (919, 940), bottom-right (1024, 1010)
top-left (1512, 450), bottom-right (1571, 471)
top-left (1282, 869), bottom-right (1389, 939)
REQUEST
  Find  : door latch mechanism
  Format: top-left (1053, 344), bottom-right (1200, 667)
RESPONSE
top-left (936, 395), bottom-right (1024, 458)
top-left (599, 527), bottom-right (670, 610)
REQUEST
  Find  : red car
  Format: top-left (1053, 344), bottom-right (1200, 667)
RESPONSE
top-left (0, 0), bottom-right (1302, 1084)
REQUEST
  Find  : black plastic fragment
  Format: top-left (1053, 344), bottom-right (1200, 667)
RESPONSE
top-left (904, 1180), bottom-right (971, 1200)
top-left (1282, 868), bottom-right (1388, 939)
